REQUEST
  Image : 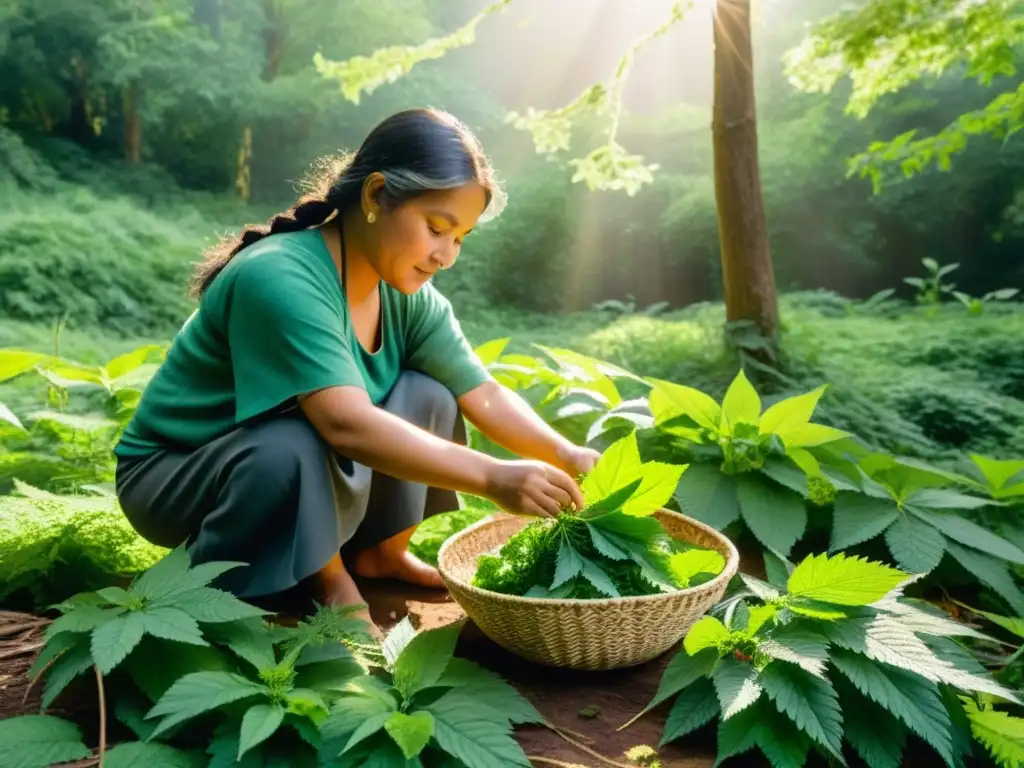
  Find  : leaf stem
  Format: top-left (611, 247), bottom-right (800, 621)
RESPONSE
top-left (94, 665), bottom-right (107, 767)
top-left (547, 724), bottom-right (635, 768)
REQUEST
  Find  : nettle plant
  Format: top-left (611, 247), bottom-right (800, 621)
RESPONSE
top-left (621, 552), bottom-right (1021, 768)
top-left (473, 338), bottom-right (648, 452)
top-left (0, 547), bottom-right (544, 768)
top-left (0, 344), bottom-right (164, 493)
top-left (646, 370), bottom-right (851, 560)
top-left (816, 445), bottom-right (1024, 617)
top-left (472, 432), bottom-right (726, 599)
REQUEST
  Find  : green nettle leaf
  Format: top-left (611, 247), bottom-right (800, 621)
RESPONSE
top-left (758, 385), bottom-right (827, 435)
top-left (647, 378), bottom-right (722, 431)
top-left (757, 626), bottom-right (830, 679)
top-left (581, 432), bottom-right (643, 502)
top-left (787, 552), bottom-right (907, 606)
top-left (775, 423), bottom-right (850, 450)
top-left (684, 616), bottom-right (729, 655)
top-left (104, 741), bottom-right (203, 768)
top-left (720, 370), bottom-right (762, 431)
top-left (660, 678), bottom-right (719, 746)
top-left (912, 508), bottom-right (1024, 565)
top-left (238, 703), bottom-right (285, 760)
top-left (628, 649), bottom-right (718, 727)
top-left (320, 685), bottom-right (399, 746)
top-left (392, 623), bottom-right (461, 698)
top-left (831, 650), bottom-right (954, 764)
top-left (712, 658), bottom-right (763, 719)
top-left (945, 543), bottom-right (1024, 616)
top-left (138, 606), bottom-right (208, 647)
top-left (759, 663), bottom-right (844, 760)
top-left (146, 671), bottom-right (268, 739)
top-left (736, 475), bottom-right (807, 557)
top-left (435, 658), bottom-right (545, 726)
top-left (579, 557), bottom-right (620, 597)
top-left (884, 513), bottom-right (946, 574)
top-left (829, 494), bottom-right (899, 552)
top-left (91, 611), bottom-right (147, 674)
top-left (907, 488), bottom-right (993, 510)
top-left (579, 478), bottom-right (643, 520)
top-left (551, 534), bottom-right (584, 589)
top-left (46, 604), bottom-right (126, 640)
top-left (473, 338), bottom-right (510, 367)
top-left (621, 461), bottom-right (686, 517)
top-left (963, 698), bottom-right (1024, 768)
top-left (172, 587), bottom-right (267, 624)
top-left (42, 642), bottom-right (94, 709)
top-left (0, 714), bottom-right (91, 768)
top-left (204, 618), bottom-right (276, 672)
top-left (384, 712), bottom-right (435, 759)
top-left (425, 688), bottom-right (532, 768)
top-left (342, 712), bottom-right (393, 754)
top-left (839, 683), bottom-right (907, 768)
top-left (673, 464), bottom-right (741, 530)
top-left (587, 525), bottom-right (628, 560)
top-left (668, 549), bottom-right (726, 587)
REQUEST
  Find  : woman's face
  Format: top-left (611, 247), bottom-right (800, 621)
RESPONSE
top-left (365, 179), bottom-right (488, 295)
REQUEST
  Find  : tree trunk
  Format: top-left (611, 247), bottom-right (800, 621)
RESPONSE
top-left (712, 0), bottom-right (778, 340)
top-left (123, 81), bottom-right (142, 164)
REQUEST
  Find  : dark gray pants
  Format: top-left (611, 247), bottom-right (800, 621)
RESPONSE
top-left (115, 371), bottom-right (466, 599)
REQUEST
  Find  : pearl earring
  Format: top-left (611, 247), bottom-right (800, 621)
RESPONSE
top-left (367, 212), bottom-right (376, 224)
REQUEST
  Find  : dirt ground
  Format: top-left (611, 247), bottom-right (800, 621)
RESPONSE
top-left (1, 582), bottom-right (749, 768)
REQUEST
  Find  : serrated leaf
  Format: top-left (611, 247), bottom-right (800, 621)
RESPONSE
top-left (97, 586), bottom-right (132, 606)
top-left (342, 712), bottom-right (392, 754)
top-left (907, 488), bottom-right (993, 510)
top-left (0, 714), bottom-right (91, 768)
top-left (775, 423), bottom-right (850, 449)
top-left (831, 650), bottom-right (954, 765)
top-left (579, 557), bottom-right (620, 597)
top-left (204, 617), bottom-right (276, 671)
top-left (41, 642), bottom-right (94, 709)
top-left (434, 657), bottom-right (544, 725)
top-left (837, 680), bottom-right (907, 768)
top-left (721, 370), bottom-right (761, 430)
top-left (829, 493), bottom-right (899, 551)
top-left (238, 703), bottom-right (285, 759)
top-left (714, 705), bottom-right (759, 764)
top-left (759, 664), bottom-right (844, 760)
top-left (622, 461), bottom-right (686, 517)
top-left (320, 683), bottom-right (399, 745)
top-left (912, 509), bottom-right (1024, 565)
top-left (581, 432), bottom-right (643, 502)
top-left (758, 626), bottom-right (829, 679)
top-left (129, 547), bottom-right (192, 598)
top-left (171, 587), bottom-right (267, 624)
top-left (963, 698), bottom-right (1024, 768)
top-left (385, 712), bottom-right (434, 759)
top-left (746, 604), bottom-right (779, 635)
top-left (104, 741), bottom-right (203, 768)
top-left (660, 678), bottom-right (719, 746)
top-left (736, 475), bottom-right (806, 557)
top-left (393, 623), bottom-right (461, 698)
top-left (684, 616), bottom-right (729, 655)
top-left (648, 378), bottom-right (722, 431)
top-left (758, 457), bottom-right (814, 497)
top-left (474, 338), bottom-right (509, 366)
top-left (381, 618), bottom-right (417, 667)
top-left (579, 478), bottom-right (643, 520)
top-left (759, 386), bottom-right (827, 435)
top-left (146, 671), bottom-right (268, 740)
top-left (46, 604), bottom-right (125, 640)
top-left (884, 513), bottom-right (946, 574)
top-left (962, 604), bottom-right (1024, 640)
top-left (425, 688), bottom-right (532, 768)
top-left (92, 611), bottom-right (147, 674)
top-left (668, 549), bottom-right (726, 587)
top-left (630, 648), bottom-right (717, 725)
top-left (712, 657), bottom-right (763, 719)
top-left (139, 606), bottom-right (208, 647)
top-left (786, 552), bottom-right (907, 606)
top-left (946, 543), bottom-right (1024, 615)
top-left (740, 574), bottom-right (781, 602)
top-left (674, 464), bottom-right (741, 530)
top-left (551, 533), bottom-right (584, 589)
top-left (586, 524), bottom-right (628, 560)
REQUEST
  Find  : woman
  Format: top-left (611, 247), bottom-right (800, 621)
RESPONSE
top-left (114, 108), bottom-right (599, 620)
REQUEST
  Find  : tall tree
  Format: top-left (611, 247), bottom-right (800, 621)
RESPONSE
top-left (713, 0), bottom-right (778, 339)
top-left (316, 0), bottom-right (781, 337)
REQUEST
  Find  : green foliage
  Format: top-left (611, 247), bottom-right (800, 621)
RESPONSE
top-left (2, 547), bottom-right (542, 766)
top-left (625, 551), bottom-right (1018, 766)
top-left (471, 432), bottom-right (724, 599)
top-left (786, 0), bottom-right (1024, 188)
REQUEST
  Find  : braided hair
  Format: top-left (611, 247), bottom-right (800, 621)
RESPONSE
top-left (190, 108), bottom-right (505, 297)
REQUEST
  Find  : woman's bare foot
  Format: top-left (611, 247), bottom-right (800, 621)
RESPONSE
top-left (312, 554), bottom-right (377, 631)
top-left (353, 547), bottom-right (446, 589)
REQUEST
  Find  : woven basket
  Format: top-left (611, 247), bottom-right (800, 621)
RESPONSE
top-left (437, 509), bottom-right (739, 670)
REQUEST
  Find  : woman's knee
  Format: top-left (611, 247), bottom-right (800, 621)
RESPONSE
top-left (388, 371), bottom-right (459, 434)
top-left (235, 414), bottom-right (325, 484)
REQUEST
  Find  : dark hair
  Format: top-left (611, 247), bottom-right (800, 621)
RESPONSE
top-left (190, 107), bottom-right (505, 296)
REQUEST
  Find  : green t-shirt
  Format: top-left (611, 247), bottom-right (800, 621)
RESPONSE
top-left (114, 228), bottom-right (491, 458)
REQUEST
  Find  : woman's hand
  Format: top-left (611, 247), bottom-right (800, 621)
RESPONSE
top-left (484, 459), bottom-right (585, 518)
top-left (556, 443), bottom-right (601, 477)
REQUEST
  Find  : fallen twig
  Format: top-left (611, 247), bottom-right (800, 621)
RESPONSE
top-left (547, 724), bottom-right (634, 768)
top-left (528, 757), bottom-right (592, 768)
